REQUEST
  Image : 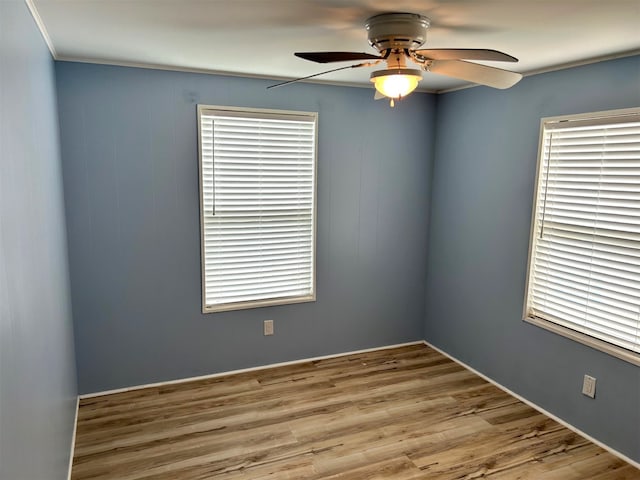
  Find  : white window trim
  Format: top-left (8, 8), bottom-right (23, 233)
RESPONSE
top-left (523, 107), bottom-right (640, 366)
top-left (197, 105), bottom-right (318, 313)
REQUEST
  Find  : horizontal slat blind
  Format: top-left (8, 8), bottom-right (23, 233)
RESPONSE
top-left (526, 111), bottom-right (640, 355)
top-left (199, 108), bottom-right (316, 311)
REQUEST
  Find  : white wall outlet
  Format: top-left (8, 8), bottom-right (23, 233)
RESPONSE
top-left (263, 319), bottom-right (274, 336)
top-left (582, 374), bottom-right (596, 398)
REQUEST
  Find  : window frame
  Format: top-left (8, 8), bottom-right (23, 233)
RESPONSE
top-left (197, 104), bottom-right (318, 314)
top-left (523, 107), bottom-right (640, 366)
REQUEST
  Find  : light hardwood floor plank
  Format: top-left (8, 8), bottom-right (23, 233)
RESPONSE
top-left (71, 344), bottom-right (639, 479)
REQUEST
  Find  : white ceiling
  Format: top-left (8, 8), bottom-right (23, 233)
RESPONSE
top-left (32, 0), bottom-right (640, 92)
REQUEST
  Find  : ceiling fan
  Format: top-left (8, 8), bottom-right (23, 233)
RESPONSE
top-left (269, 12), bottom-right (522, 106)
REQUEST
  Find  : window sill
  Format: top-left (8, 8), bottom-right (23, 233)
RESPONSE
top-left (203, 294), bottom-right (316, 314)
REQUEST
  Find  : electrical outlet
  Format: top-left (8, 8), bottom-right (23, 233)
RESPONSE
top-left (582, 374), bottom-right (596, 398)
top-left (264, 320), bottom-right (274, 336)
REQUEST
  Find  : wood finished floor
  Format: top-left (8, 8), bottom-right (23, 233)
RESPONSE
top-left (72, 344), bottom-right (639, 479)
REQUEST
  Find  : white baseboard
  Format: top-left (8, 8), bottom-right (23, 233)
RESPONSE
top-left (79, 340), bottom-right (424, 399)
top-left (67, 396), bottom-right (79, 480)
top-left (422, 340), bottom-right (640, 470)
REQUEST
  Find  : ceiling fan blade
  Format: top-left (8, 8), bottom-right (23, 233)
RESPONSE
top-left (267, 63), bottom-right (373, 89)
top-left (428, 60), bottom-right (522, 89)
top-left (415, 48), bottom-right (518, 63)
top-left (295, 51), bottom-right (382, 63)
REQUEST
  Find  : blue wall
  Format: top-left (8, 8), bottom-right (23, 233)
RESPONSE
top-left (0, 1), bottom-right (78, 479)
top-left (55, 62), bottom-right (436, 394)
top-left (425, 55), bottom-right (640, 462)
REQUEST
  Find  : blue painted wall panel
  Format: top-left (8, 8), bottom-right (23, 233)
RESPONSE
top-left (425, 56), bottom-right (640, 462)
top-left (0, 1), bottom-right (77, 479)
top-left (55, 62), bottom-right (436, 394)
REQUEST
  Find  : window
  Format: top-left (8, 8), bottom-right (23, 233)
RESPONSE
top-left (524, 108), bottom-right (640, 365)
top-left (198, 106), bottom-right (317, 313)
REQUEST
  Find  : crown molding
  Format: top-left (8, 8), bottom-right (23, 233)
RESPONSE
top-left (24, 0), bottom-right (57, 58)
top-left (52, 55), bottom-right (438, 94)
top-left (437, 49), bottom-right (640, 94)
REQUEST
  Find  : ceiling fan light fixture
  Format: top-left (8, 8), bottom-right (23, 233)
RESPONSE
top-left (370, 68), bottom-right (422, 100)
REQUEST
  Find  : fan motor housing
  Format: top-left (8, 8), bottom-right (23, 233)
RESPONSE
top-left (365, 13), bottom-right (430, 51)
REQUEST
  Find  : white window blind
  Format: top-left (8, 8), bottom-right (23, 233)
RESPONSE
top-left (198, 106), bottom-right (317, 313)
top-left (525, 108), bottom-right (640, 363)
